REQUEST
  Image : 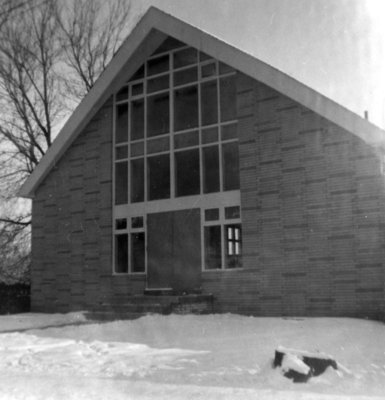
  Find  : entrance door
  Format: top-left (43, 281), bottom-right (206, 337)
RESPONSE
top-left (147, 209), bottom-right (201, 292)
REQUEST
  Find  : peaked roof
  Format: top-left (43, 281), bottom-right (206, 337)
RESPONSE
top-left (19, 6), bottom-right (385, 198)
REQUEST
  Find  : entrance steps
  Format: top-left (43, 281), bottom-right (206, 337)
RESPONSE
top-left (87, 293), bottom-right (214, 321)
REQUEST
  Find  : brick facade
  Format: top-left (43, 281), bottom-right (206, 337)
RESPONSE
top-left (202, 73), bottom-right (385, 318)
top-left (33, 96), bottom-right (151, 312)
top-left (31, 72), bottom-right (385, 318)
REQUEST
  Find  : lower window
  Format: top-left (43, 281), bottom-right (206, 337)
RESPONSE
top-left (203, 207), bottom-right (242, 270)
top-left (114, 217), bottom-right (145, 274)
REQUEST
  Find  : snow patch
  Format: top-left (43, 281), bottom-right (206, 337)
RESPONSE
top-left (0, 332), bottom-right (209, 378)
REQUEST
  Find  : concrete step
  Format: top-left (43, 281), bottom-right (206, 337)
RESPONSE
top-left (92, 293), bottom-right (215, 319)
top-left (85, 311), bottom-right (145, 321)
top-left (99, 302), bottom-right (169, 314)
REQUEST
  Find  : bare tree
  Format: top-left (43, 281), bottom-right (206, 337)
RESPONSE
top-left (57, 0), bottom-right (131, 100)
top-left (0, 0), bottom-right (27, 28)
top-left (0, 0), bottom-right (131, 282)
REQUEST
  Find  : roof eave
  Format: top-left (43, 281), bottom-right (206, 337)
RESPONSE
top-left (18, 6), bottom-right (385, 198)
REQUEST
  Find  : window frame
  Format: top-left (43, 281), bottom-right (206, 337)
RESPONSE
top-left (112, 42), bottom-right (241, 276)
top-left (112, 216), bottom-right (146, 275)
top-left (202, 206), bottom-right (242, 271)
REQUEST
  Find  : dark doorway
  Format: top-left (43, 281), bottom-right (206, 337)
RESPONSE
top-left (147, 209), bottom-right (201, 292)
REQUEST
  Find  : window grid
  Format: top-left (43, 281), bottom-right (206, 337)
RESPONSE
top-left (113, 216), bottom-right (146, 275)
top-left (202, 206), bottom-right (242, 271)
top-left (113, 43), bottom-right (242, 275)
top-left (113, 49), bottom-right (238, 205)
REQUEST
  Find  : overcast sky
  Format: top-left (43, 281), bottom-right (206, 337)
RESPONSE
top-left (127, 0), bottom-right (385, 129)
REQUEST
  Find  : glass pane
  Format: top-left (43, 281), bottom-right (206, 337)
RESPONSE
top-left (115, 161), bottom-right (128, 205)
top-left (128, 65), bottom-right (144, 81)
top-left (131, 83), bottom-right (143, 96)
top-left (235, 228), bottom-right (240, 241)
top-left (174, 47), bottom-right (197, 68)
top-left (225, 224), bottom-right (242, 269)
top-left (131, 216), bottom-right (143, 228)
top-left (130, 158), bottom-right (144, 203)
top-left (148, 154), bottom-right (170, 200)
top-left (175, 149), bottom-right (200, 197)
top-left (201, 80), bottom-right (218, 126)
top-left (115, 104), bottom-right (128, 143)
top-left (221, 123), bottom-right (238, 140)
top-left (205, 208), bottom-right (219, 221)
top-left (116, 87), bottom-right (128, 101)
top-left (222, 142), bottom-right (240, 191)
top-left (220, 76), bottom-right (236, 122)
top-left (147, 74), bottom-right (169, 93)
top-left (130, 99), bottom-right (144, 141)
top-left (130, 141), bottom-right (144, 157)
top-left (115, 146), bottom-right (128, 160)
top-left (131, 232), bottom-right (145, 273)
top-left (152, 37), bottom-right (185, 55)
top-left (174, 86), bottom-right (198, 131)
top-left (147, 93), bottom-right (169, 137)
top-left (202, 127), bottom-right (218, 144)
top-left (219, 62), bottom-right (234, 75)
top-left (174, 67), bottom-right (198, 86)
top-left (225, 206), bottom-right (240, 219)
top-left (201, 62), bottom-right (216, 78)
top-left (115, 234), bottom-right (128, 273)
top-left (148, 54), bottom-right (169, 76)
top-left (115, 219), bottom-right (127, 230)
top-left (199, 51), bottom-right (212, 62)
top-left (203, 145), bottom-right (220, 193)
top-left (204, 225), bottom-right (222, 269)
top-left (147, 136), bottom-right (169, 154)
top-left (174, 130), bottom-right (199, 149)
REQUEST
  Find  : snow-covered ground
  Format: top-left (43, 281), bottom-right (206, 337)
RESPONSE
top-left (0, 313), bottom-right (384, 399)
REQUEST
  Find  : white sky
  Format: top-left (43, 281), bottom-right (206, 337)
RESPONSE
top-left (127, 0), bottom-right (385, 129)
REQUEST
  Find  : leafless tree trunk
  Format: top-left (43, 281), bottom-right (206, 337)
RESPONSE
top-left (0, 0), bottom-right (131, 283)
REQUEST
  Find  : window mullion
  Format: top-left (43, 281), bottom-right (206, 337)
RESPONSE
top-left (127, 98), bottom-right (131, 207)
top-left (217, 66), bottom-right (224, 192)
top-left (198, 66), bottom-right (203, 195)
top-left (144, 78), bottom-right (148, 202)
top-left (170, 57), bottom-right (175, 199)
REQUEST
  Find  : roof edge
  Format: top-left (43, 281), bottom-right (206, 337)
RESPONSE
top-left (19, 6), bottom-right (385, 198)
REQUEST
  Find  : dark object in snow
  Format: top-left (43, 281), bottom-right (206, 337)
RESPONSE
top-left (273, 347), bottom-right (338, 383)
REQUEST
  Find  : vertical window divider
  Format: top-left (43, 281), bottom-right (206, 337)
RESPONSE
top-left (198, 61), bottom-right (203, 195)
top-left (112, 94), bottom-right (117, 274)
top-left (200, 207), bottom-right (205, 271)
top-left (127, 93), bottom-right (131, 273)
top-left (144, 213), bottom-right (148, 275)
top-left (220, 209), bottom-right (225, 269)
top-left (127, 92), bottom-right (131, 207)
top-left (144, 79), bottom-right (148, 203)
top-left (170, 54), bottom-right (175, 199)
top-left (217, 64), bottom-right (224, 192)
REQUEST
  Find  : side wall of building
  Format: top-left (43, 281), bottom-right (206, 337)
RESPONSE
top-left (202, 73), bottom-right (385, 318)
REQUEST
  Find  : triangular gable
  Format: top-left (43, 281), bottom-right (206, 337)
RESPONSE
top-left (19, 6), bottom-right (385, 198)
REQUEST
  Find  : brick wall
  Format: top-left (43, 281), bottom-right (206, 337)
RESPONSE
top-left (202, 73), bottom-right (385, 318)
top-left (32, 98), bottom-right (146, 312)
